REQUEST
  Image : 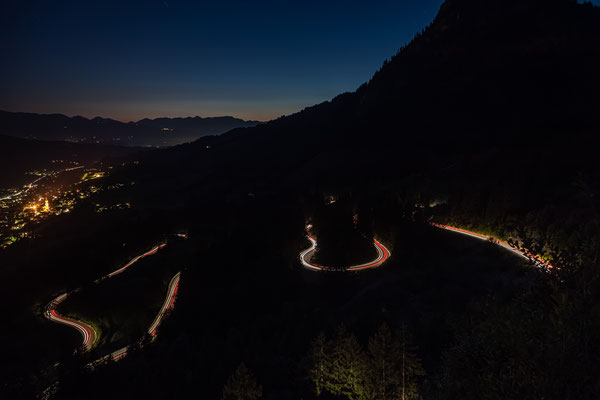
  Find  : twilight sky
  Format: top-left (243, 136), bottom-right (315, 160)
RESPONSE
top-left (1, 0), bottom-right (598, 122)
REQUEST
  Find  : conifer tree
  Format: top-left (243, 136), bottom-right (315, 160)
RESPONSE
top-left (365, 323), bottom-right (401, 400)
top-left (308, 332), bottom-right (331, 396)
top-left (327, 326), bottom-right (367, 400)
top-left (222, 362), bottom-right (262, 400)
top-left (398, 324), bottom-right (425, 400)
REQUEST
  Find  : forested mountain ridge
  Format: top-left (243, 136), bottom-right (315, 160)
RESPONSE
top-left (359, 0), bottom-right (600, 145)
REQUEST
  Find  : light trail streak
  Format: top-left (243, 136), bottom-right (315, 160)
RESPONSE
top-left (299, 235), bottom-right (320, 271)
top-left (45, 301), bottom-right (96, 350)
top-left (347, 239), bottom-right (391, 271)
top-left (105, 244), bottom-right (167, 279)
top-left (148, 272), bottom-right (180, 337)
top-left (429, 222), bottom-right (554, 270)
top-left (64, 166), bottom-right (85, 172)
top-left (299, 233), bottom-right (391, 271)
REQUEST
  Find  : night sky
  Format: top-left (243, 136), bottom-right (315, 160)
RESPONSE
top-left (1, 0), bottom-right (598, 122)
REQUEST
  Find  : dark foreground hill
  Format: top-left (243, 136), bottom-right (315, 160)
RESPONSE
top-left (0, 111), bottom-right (262, 147)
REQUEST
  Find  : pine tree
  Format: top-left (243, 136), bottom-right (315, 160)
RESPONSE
top-left (308, 332), bottom-right (331, 396)
top-left (398, 324), bottom-right (425, 400)
top-left (365, 323), bottom-right (401, 400)
top-left (327, 326), bottom-right (367, 400)
top-left (222, 362), bottom-right (262, 400)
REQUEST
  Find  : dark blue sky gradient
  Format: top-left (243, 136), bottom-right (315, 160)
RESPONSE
top-left (1, 0), bottom-right (598, 121)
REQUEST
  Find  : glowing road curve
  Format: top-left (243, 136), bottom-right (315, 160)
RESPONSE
top-left (94, 271), bottom-right (181, 364)
top-left (430, 222), bottom-right (554, 270)
top-left (45, 292), bottom-right (96, 350)
top-left (300, 233), bottom-right (391, 271)
top-left (45, 242), bottom-right (168, 351)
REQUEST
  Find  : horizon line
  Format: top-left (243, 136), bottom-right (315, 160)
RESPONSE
top-left (0, 108), bottom-right (272, 124)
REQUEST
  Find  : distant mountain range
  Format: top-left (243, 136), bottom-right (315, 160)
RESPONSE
top-left (0, 111), bottom-right (262, 147)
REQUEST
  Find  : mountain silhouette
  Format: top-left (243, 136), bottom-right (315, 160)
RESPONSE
top-left (0, 111), bottom-right (262, 147)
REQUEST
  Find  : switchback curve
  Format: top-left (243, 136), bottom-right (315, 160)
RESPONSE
top-left (299, 233), bottom-right (391, 271)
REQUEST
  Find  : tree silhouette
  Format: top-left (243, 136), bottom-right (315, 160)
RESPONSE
top-left (222, 363), bottom-right (262, 400)
top-left (327, 326), bottom-right (367, 400)
top-left (365, 323), bottom-right (401, 400)
top-left (398, 324), bottom-right (425, 400)
top-left (308, 332), bottom-right (331, 396)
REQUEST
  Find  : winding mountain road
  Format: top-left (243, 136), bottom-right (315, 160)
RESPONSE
top-left (45, 293), bottom-right (96, 350)
top-left (44, 242), bottom-right (169, 351)
top-left (299, 222), bottom-right (553, 272)
top-left (430, 222), bottom-right (554, 270)
top-left (94, 271), bottom-right (181, 364)
top-left (300, 233), bottom-right (391, 271)
top-left (148, 271), bottom-right (180, 337)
